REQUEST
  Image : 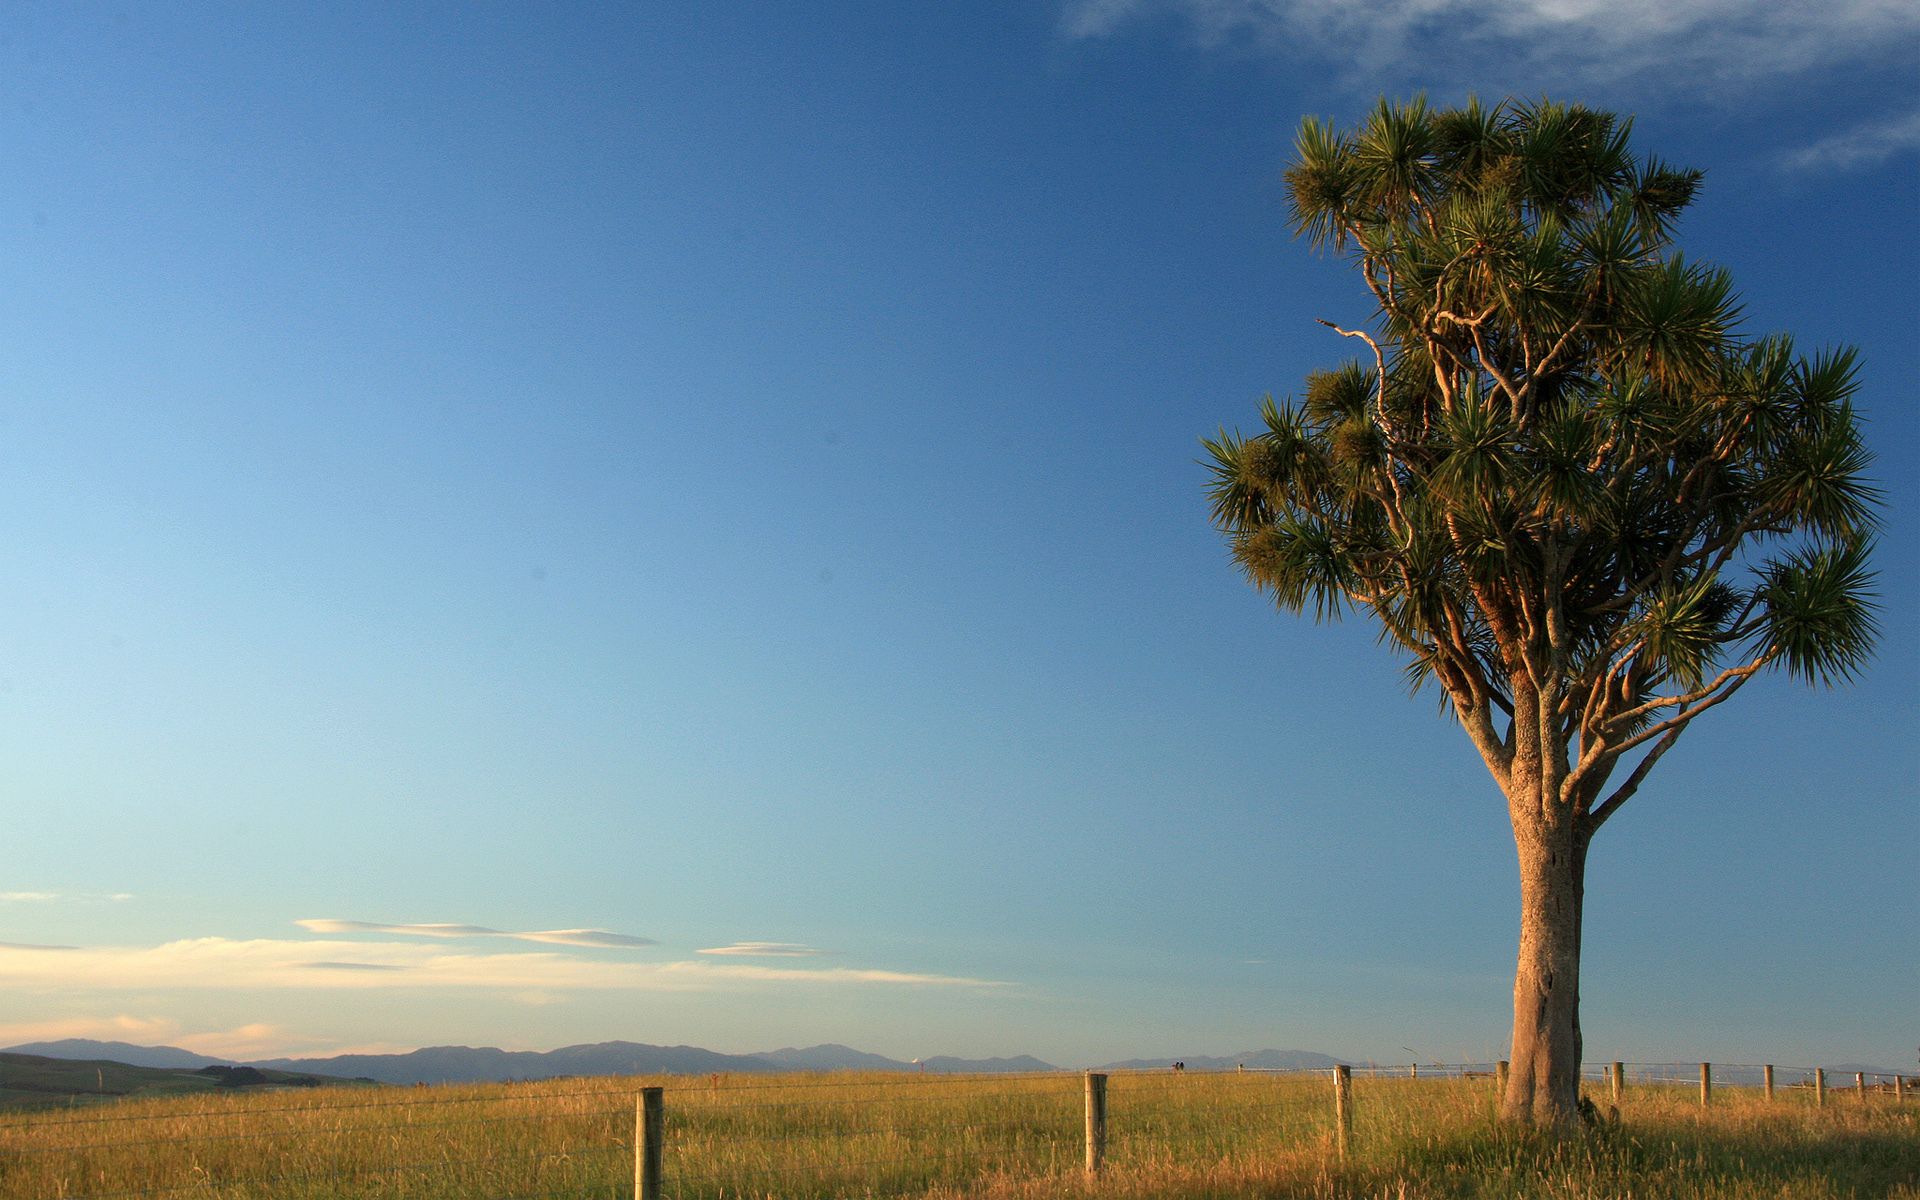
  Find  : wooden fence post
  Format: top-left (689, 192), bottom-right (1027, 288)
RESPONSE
top-left (1496, 1060), bottom-right (1509, 1093)
top-left (1410, 1062), bottom-right (1418, 1078)
top-left (1084, 1072), bottom-right (1107, 1176)
top-left (1764, 1064), bottom-right (1774, 1102)
top-left (635, 1087), bottom-right (663, 1200)
top-left (1610, 1062), bottom-right (1623, 1106)
top-left (1333, 1065), bottom-right (1353, 1161)
top-left (1897, 1075), bottom-right (1907, 1103)
top-left (1856, 1072), bottom-right (1867, 1101)
top-left (1814, 1068), bottom-right (1825, 1107)
top-left (1699, 1063), bottom-right (1711, 1107)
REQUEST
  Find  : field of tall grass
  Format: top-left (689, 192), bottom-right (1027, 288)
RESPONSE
top-left (1, 1068), bottom-right (1913, 1199)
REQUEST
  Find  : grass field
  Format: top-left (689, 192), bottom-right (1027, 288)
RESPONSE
top-left (0, 1068), bottom-right (1913, 1199)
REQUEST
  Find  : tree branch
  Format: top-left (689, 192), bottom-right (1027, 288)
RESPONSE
top-left (1604, 653), bottom-right (1770, 734)
top-left (1605, 667), bottom-right (1763, 759)
top-left (1581, 720), bottom-right (1686, 834)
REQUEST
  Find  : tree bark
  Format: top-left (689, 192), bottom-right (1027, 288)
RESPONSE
top-left (1501, 806), bottom-right (1588, 1127)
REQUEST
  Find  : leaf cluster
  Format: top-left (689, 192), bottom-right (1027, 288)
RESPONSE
top-left (1211, 97), bottom-right (1881, 823)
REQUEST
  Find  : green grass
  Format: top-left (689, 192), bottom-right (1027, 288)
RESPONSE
top-left (0, 1070), bottom-right (1912, 1198)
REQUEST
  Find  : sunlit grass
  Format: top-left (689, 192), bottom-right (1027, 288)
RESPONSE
top-left (0, 1070), bottom-right (1912, 1198)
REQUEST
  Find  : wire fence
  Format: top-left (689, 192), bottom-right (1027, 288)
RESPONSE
top-left (0, 1060), bottom-right (1910, 1199)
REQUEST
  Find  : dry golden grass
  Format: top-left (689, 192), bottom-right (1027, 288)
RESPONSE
top-left (0, 1069), bottom-right (1912, 1198)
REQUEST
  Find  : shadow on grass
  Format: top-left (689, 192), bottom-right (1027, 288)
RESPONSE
top-left (1356, 1112), bottom-right (1920, 1199)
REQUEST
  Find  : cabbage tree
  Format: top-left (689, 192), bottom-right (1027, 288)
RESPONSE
top-left (1204, 97), bottom-right (1880, 1127)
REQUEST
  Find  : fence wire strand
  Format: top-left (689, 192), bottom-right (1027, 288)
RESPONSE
top-left (8, 1060), bottom-right (1909, 1200)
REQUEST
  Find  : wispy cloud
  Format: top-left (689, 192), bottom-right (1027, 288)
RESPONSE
top-left (0, 891), bottom-right (134, 903)
top-left (1060, 0), bottom-right (1920, 92)
top-left (697, 942), bottom-right (832, 957)
top-left (0, 1014), bottom-right (402, 1061)
top-left (298, 920), bottom-right (501, 938)
top-left (0, 892), bottom-right (59, 903)
top-left (515, 929), bottom-right (661, 949)
top-left (0, 938), bottom-right (1008, 993)
top-left (0, 940), bottom-right (78, 951)
top-left (1782, 110), bottom-right (1920, 171)
top-left (296, 919), bottom-right (658, 949)
top-left (0, 1013), bottom-right (183, 1046)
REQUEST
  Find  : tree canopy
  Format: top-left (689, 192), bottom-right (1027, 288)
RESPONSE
top-left (1205, 96), bottom-right (1880, 835)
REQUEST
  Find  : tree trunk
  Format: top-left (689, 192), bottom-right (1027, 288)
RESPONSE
top-left (1501, 812), bottom-right (1588, 1127)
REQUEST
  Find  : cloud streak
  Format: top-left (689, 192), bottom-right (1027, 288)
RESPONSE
top-left (296, 919), bottom-right (658, 949)
top-left (298, 920), bottom-right (501, 938)
top-left (1061, 0), bottom-right (1920, 92)
top-left (697, 942), bottom-right (832, 957)
top-left (0, 938), bottom-right (1008, 993)
top-left (0, 1014), bottom-right (407, 1061)
top-left (515, 929), bottom-right (661, 949)
top-left (0, 1013), bottom-right (185, 1046)
top-left (1781, 110), bottom-right (1920, 171)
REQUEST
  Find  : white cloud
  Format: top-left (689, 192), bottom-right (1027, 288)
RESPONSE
top-left (296, 919), bottom-right (658, 949)
top-left (168, 1022), bottom-right (418, 1061)
top-left (0, 1013), bottom-right (184, 1046)
top-left (1782, 110), bottom-right (1920, 171)
top-left (0, 937), bottom-right (1007, 993)
top-left (0, 1013), bottom-right (412, 1060)
top-left (514, 929), bottom-right (660, 949)
top-left (0, 892), bottom-right (58, 902)
top-left (296, 920), bottom-right (506, 938)
top-left (1059, 0), bottom-right (1920, 90)
top-left (697, 942), bottom-right (832, 957)
top-left (1062, 0), bottom-right (1151, 38)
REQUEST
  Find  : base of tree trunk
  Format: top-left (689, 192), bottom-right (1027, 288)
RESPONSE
top-left (1502, 822), bottom-right (1587, 1128)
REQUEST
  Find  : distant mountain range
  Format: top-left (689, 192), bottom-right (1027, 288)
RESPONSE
top-left (5, 1039), bottom-right (238, 1070)
top-left (1, 1038), bottom-right (1317, 1087)
top-left (11, 1039), bottom-right (1893, 1092)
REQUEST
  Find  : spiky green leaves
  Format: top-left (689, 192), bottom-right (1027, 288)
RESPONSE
top-left (1520, 402), bottom-right (1604, 521)
top-left (1757, 539), bottom-right (1880, 685)
top-left (1432, 389), bottom-right (1514, 505)
top-left (1615, 257), bottom-right (1740, 386)
top-left (1351, 95), bottom-right (1441, 221)
top-left (1304, 363), bottom-right (1376, 424)
top-left (1756, 410), bottom-right (1879, 539)
top-left (1633, 576), bottom-right (1738, 690)
top-left (1235, 515), bottom-right (1356, 621)
top-left (1431, 96), bottom-right (1513, 190)
top-left (1624, 156), bottom-right (1701, 247)
top-left (1286, 117), bottom-right (1355, 252)
top-left (1217, 94), bottom-right (1881, 758)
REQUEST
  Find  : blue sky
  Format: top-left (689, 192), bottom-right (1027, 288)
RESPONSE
top-left (0, 1), bottom-right (1913, 1070)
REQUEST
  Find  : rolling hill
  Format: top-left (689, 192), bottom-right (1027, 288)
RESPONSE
top-left (0, 1052), bottom-right (369, 1110)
